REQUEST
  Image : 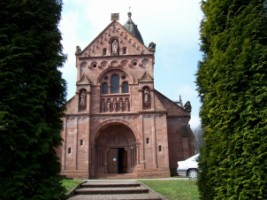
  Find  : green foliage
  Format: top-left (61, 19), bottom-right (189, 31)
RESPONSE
top-left (0, 0), bottom-right (67, 199)
top-left (196, 0), bottom-right (267, 199)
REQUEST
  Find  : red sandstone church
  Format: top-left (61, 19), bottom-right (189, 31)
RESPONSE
top-left (59, 12), bottom-right (195, 178)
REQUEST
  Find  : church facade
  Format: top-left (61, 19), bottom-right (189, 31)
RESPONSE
top-left (59, 13), bottom-right (195, 178)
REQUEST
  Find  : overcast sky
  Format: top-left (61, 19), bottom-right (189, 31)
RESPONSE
top-left (59, 0), bottom-right (203, 129)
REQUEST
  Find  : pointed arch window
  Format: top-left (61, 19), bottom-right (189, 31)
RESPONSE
top-left (101, 83), bottom-right (108, 94)
top-left (122, 81), bottom-right (129, 93)
top-left (111, 74), bottom-right (120, 93)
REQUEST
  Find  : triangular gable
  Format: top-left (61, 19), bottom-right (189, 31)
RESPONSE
top-left (76, 20), bottom-right (153, 58)
top-left (139, 71), bottom-right (153, 83)
top-left (154, 89), bottom-right (190, 117)
top-left (76, 74), bottom-right (91, 85)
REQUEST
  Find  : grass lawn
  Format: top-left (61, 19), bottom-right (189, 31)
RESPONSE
top-left (62, 179), bottom-right (84, 191)
top-left (140, 179), bottom-right (199, 200)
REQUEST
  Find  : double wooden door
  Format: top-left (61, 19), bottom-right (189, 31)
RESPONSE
top-left (107, 148), bottom-right (127, 173)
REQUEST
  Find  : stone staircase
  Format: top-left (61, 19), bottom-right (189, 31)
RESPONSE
top-left (95, 173), bottom-right (138, 179)
top-left (67, 180), bottom-right (165, 200)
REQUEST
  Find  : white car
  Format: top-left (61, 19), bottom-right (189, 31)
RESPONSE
top-left (177, 154), bottom-right (199, 179)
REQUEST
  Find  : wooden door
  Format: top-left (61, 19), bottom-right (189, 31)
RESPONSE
top-left (122, 150), bottom-right (128, 173)
top-left (107, 149), bottom-right (118, 173)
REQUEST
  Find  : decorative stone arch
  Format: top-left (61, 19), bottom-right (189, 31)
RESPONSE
top-left (97, 68), bottom-right (134, 85)
top-left (91, 119), bottom-right (141, 177)
top-left (92, 119), bottom-right (141, 144)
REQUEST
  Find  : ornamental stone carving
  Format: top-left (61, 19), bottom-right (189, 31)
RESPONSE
top-left (143, 87), bottom-right (151, 109)
top-left (79, 90), bottom-right (86, 110)
top-left (112, 39), bottom-right (119, 55)
top-left (100, 98), bottom-right (130, 113)
top-left (184, 101), bottom-right (192, 113)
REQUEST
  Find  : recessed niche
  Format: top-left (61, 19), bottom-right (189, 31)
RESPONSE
top-left (101, 61), bottom-right (107, 68)
top-left (121, 60), bottom-right (128, 67)
top-left (102, 48), bottom-right (107, 55)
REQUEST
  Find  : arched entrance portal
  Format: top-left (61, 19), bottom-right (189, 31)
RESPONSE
top-left (94, 123), bottom-right (137, 177)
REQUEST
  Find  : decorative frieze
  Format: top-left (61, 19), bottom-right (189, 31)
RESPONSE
top-left (100, 96), bottom-right (130, 113)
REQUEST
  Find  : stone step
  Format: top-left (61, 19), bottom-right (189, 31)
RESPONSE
top-left (81, 181), bottom-right (140, 188)
top-left (67, 180), bottom-right (165, 200)
top-left (75, 186), bottom-right (149, 195)
top-left (95, 173), bottom-right (138, 179)
top-left (68, 193), bottom-right (163, 200)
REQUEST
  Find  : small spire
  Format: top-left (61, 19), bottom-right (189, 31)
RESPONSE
top-left (128, 12), bottom-right (132, 18)
top-left (123, 10), bottom-right (144, 44)
top-left (176, 95), bottom-right (184, 108)
top-left (179, 95), bottom-right (183, 108)
top-left (128, 7), bottom-right (132, 19)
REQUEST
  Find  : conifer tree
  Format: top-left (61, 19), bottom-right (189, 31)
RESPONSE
top-left (0, 1), bottom-right (66, 199)
top-left (196, 0), bottom-right (267, 199)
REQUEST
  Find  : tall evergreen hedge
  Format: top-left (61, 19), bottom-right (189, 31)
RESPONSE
top-left (0, 1), bottom-right (66, 199)
top-left (196, 0), bottom-right (267, 199)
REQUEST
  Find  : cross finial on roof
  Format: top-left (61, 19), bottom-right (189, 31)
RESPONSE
top-left (111, 13), bottom-right (119, 21)
top-left (127, 7), bottom-right (132, 18)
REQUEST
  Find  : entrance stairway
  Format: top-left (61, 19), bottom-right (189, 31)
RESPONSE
top-left (67, 180), bottom-right (165, 200)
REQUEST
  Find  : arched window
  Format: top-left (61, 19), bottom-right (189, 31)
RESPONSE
top-left (101, 83), bottom-right (108, 94)
top-left (122, 82), bottom-right (129, 93)
top-left (111, 74), bottom-right (119, 93)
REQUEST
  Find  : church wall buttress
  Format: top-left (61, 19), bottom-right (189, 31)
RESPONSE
top-left (91, 86), bottom-right (101, 114)
top-left (142, 114), bottom-right (154, 168)
top-left (155, 115), bottom-right (169, 168)
top-left (77, 117), bottom-right (89, 171)
top-left (61, 118), bottom-right (67, 171)
top-left (140, 115), bottom-right (146, 169)
top-left (64, 117), bottom-right (77, 171)
top-left (151, 115), bottom-right (157, 168)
